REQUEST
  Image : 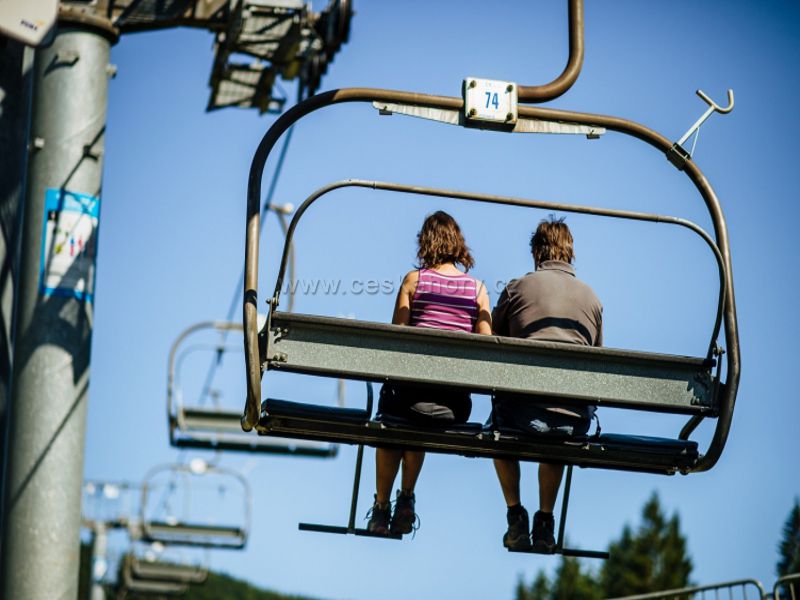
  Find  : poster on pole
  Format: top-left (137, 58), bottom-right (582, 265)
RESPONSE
top-left (39, 188), bottom-right (101, 303)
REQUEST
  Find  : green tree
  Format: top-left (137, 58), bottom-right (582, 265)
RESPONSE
top-left (515, 556), bottom-right (600, 600)
top-left (777, 498), bottom-right (800, 576)
top-left (182, 571), bottom-right (322, 600)
top-left (79, 545), bottom-right (326, 600)
top-left (551, 555), bottom-right (602, 600)
top-left (600, 493), bottom-right (692, 597)
top-left (515, 571), bottom-right (550, 600)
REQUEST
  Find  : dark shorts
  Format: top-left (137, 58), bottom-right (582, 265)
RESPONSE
top-left (378, 383), bottom-right (472, 425)
top-left (492, 394), bottom-right (592, 437)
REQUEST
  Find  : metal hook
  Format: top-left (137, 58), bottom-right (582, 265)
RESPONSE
top-left (697, 89), bottom-right (734, 114)
top-left (677, 88), bottom-right (735, 147)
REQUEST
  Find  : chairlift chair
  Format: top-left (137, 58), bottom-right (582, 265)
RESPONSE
top-left (140, 462), bottom-right (251, 550)
top-left (129, 554), bottom-right (208, 585)
top-left (168, 320), bottom-right (339, 457)
top-left (119, 554), bottom-right (188, 597)
top-left (125, 522), bottom-right (210, 584)
top-left (238, 0), bottom-right (740, 557)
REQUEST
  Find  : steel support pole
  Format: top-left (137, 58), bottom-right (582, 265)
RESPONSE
top-left (0, 15), bottom-right (116, 600)
top-left (0, 37), bottom-right (34, 559)
top-left (89, 521), bottom-right (108, 600)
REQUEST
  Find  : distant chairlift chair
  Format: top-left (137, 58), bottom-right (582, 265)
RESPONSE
top-left (119, 554), bottom-right (189, 597)
top-left (168, 319), bottom-right (338, 457)
top-left (129, 551), bottom-right (209, 585)
top-left (140, 462), bottom-right (251, 550)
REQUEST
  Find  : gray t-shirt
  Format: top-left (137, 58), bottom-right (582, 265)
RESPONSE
top-left (492, 260), bottom-right (603, 419)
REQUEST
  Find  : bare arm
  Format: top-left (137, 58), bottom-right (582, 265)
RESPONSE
top-left (474, 282), bottom-right (492, 335)
top-left (391, 271), bottom-right (418, 326)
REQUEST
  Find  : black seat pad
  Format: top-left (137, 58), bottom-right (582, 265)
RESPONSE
top-left (264, 398), bottom-right (370, 423)
top-left (262, 399), bottom-right (699, 465)
top-left (377, 413), bottom-right (484, 434)
top-left (597, 433), bottom-right (698, 456)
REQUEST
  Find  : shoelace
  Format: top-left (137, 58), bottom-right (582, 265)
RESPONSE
top-left (364, 497), bottom-right (422, 537)
top-left (365, 502), bottom-right (391, 523)
top-left (391, 496), bottom-right (421, 538)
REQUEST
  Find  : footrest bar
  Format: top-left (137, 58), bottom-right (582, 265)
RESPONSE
top-left (561, 547), bottom-right (610, 559)
top-left (508, 546), bottom-right (608, 559)
top-left (298, 522), bottom-right (402, 540)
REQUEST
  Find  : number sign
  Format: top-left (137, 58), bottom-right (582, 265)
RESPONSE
top-left (463, 77), bottom-right (518, 124)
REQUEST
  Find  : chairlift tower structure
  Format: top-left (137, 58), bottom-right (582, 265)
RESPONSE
top-left (0, 2), bottom-right (352, 599)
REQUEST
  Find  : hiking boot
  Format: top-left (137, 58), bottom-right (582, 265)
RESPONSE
top-left (503, 506), bottom-right (532, 550)
top-left (390, 490), bottom-right (417, 535)
top-left (531, 510), bottom-right (556, 553)
top-left (366, 496), bottom-right (391, 536)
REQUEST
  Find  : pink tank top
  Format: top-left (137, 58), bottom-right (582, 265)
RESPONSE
top-left (410, 269), bottom-right (479, 333)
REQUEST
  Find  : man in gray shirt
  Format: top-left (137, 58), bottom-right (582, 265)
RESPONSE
top-left (491, 216), bottom-right (602, 553)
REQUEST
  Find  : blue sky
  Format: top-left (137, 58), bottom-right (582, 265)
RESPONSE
top-left (82, 1), bottom-right (800, 598)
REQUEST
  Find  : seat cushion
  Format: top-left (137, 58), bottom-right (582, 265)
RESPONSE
top-left (377, 412), bottom-right (484, 435)
top-left (263, 398), bottom-right (370, 423)
top-left (597, 433), bottom-right (698, 456)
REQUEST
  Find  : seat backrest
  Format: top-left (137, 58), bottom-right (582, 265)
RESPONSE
top-left (264, 312), bottom-right (716, 415)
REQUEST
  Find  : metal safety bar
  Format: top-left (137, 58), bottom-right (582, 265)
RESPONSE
top-left (774, 573), bottom-right (800, 600)
top-left (140, 463), bottom-right (252, 550)
top-left (606, 573), bottom-right (800, 600)
top-left (241, 88), bottom-right (740, 476)
top-left (296, 444), bottom-right (401, 540)
top-left (608, 578), bottom-right (768, 600)
top-left (168, 320), bottom-right (337, 456)
top-left (297, 383), bottom-right (405, 539)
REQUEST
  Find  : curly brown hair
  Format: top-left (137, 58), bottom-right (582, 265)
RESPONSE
top-left (530, 215), bottom-right (575, 266)
top-left (416, 211), bottom-right (475, 271)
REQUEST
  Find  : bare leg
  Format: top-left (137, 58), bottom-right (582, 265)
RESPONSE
top-left (399, 451), bottom-right (425, 493)
top-left (493, 458), bottom-right (522, 506)
top-left (375, 447), bottom-right (403, 505)
top-left (538, 463), bottom-right (564, 513)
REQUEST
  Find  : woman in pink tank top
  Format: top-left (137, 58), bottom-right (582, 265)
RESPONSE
top-left (367, 211), bottom-right (492, 536)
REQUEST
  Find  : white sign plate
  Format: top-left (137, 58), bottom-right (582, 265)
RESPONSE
top-left (0, 0), bottom-right (58, 46)
top-left (463, 77), bottom-right (518, 124)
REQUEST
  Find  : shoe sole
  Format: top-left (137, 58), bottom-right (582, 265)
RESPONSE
top-left (503, 535), bottom-right (532, 551)
top-left (531, 540), bottom-right (556, 553)
top-left (390, 525), bottom-right (413, 535)
top-left (390, 520), bottom-right (414, 535)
